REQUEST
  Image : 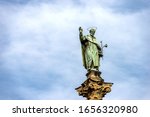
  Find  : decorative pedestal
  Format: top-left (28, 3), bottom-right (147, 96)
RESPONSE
top-left (75, 70), bottom-right (113, 100)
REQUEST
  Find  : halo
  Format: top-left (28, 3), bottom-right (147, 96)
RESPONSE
top-left (87, 27), bottom-right (97, 31)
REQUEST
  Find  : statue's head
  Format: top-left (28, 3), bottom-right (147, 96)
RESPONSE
top-left (89, 28), bottom-right (96, 36)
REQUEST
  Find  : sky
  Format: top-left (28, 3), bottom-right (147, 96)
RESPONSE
top-left (0, 0), bottom-right (150, 100)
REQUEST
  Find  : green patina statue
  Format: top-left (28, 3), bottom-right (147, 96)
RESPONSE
top-left (79, 27), bottom-right (103, 71)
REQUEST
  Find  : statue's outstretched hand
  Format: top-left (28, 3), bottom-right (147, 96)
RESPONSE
top-left (79, 27), bottom-right (83, 33)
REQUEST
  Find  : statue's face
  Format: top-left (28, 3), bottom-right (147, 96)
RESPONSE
top-left (90, 29), bottom-right (95, 36)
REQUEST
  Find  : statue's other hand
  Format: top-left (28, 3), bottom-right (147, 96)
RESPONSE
top-left (79, 27), bottom-right (83, 32)
top-left (100, 54), bottom-right (103, 57)
top-left (98, 52), bottom-right (103, 57)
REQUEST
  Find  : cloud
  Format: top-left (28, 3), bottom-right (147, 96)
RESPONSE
top-left (65, 0), bottom-right (150, 13)
top-left (0, 0), bottom-right (149, 99)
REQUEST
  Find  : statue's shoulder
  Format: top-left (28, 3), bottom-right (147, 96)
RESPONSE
top-left (86, 35), bottom-right (91, 38)
top-left (85, 35), bottom-right (91, 40)
top-left (86, 35), bottom-right (97, 42)
top-left (93, 36), bottom-right (96, 39)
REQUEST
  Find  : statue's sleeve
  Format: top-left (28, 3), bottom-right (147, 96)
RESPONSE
top-left (80, 32), bottom-right (87, 44)
top-left (79, 33), bottom-right (87, 69)
top-left (79, 32), bottom-right (83, 41)
top-left (97, 43), bottom-right (103, 57)
top-left (94, 40), bottom-right (103, 57)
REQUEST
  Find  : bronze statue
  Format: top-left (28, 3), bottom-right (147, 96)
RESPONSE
top-left (76, 27), bottom-right (113, 100)
top-left (79, 27), bottom-right (106, 71)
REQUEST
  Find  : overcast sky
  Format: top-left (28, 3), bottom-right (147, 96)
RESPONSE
top-left (0, 0), bottom-right (150, 100)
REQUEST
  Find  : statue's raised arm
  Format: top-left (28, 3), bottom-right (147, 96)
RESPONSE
top-left (79, 27), bottom-right (84, 42)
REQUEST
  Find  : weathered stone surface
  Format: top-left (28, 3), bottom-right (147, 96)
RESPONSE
top-left (75, 70), bottom-right (113, 100)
